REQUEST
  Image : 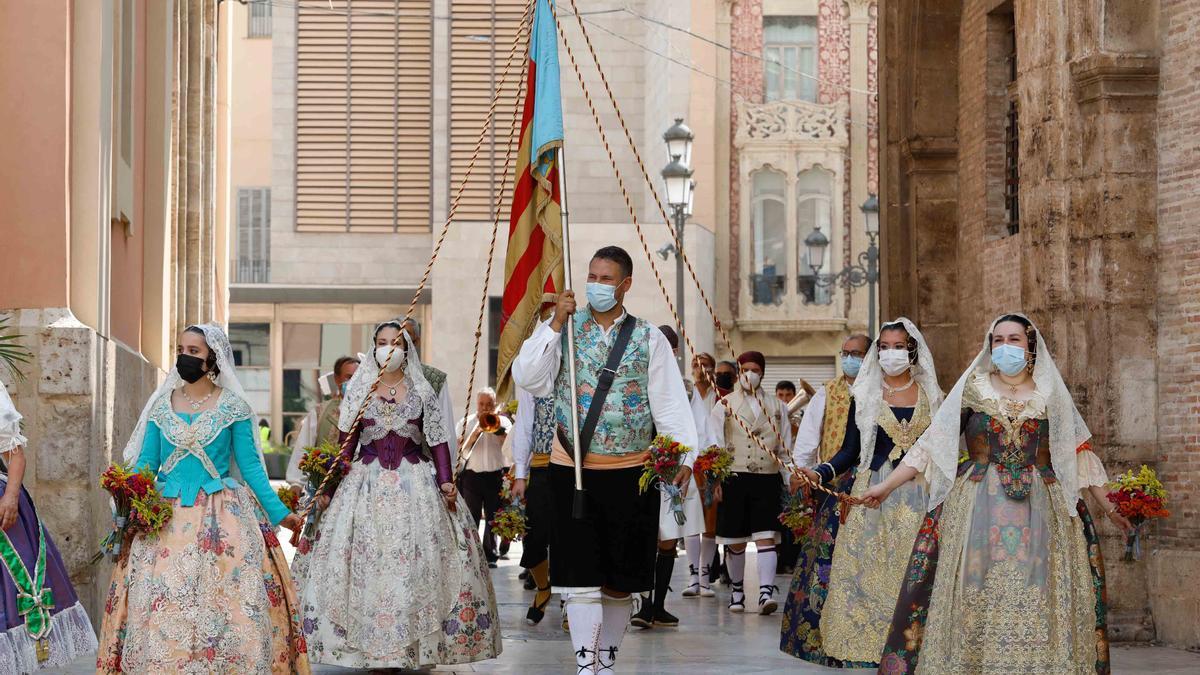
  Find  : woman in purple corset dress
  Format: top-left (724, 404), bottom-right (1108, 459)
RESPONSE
top-left (0, 379), bottom-right (97, 672)
top-left (297, 321), bottom-right (501, 669)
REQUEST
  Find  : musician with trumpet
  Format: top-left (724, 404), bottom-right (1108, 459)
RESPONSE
top-left (456, 387), bottom-right (514, 567)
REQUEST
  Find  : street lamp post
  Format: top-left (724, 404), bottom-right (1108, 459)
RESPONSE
top-left (661, 118), bottom-right (694, 373)
top-left (804, 194), bottom-right (881, 337)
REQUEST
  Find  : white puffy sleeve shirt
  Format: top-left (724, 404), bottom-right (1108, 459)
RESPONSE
top-left (512, 315), bottom-right (699, 467)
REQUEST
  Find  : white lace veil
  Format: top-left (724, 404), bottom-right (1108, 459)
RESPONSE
top-left (0, 379), bottom-right (27, 453)
top-left (917, 313), bottom-right (1090, 515)
top-left (337, 322), bottom-right (446, 446)
top-left (121, 324), bottom-right (268, 479)
top-left (850, 317), bottom-right (944, 469)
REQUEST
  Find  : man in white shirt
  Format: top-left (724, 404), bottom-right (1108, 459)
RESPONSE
top-left (790, 334), bottom-right (870, 482)
top-left (681, 351), bottom-right (720, 598)
top-left (286, 355), bottom-right (360, 491)
top-left (512, 246), bottom-right (697, 674)
top-left (456, 388), bottom-right (513, 567)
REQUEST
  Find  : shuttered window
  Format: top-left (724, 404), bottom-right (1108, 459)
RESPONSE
top-left (295, 0), bottom-right (433, 232)
top-left (237, 187), bottom-right (271, 283)
top-left (761, 358), bottom-right (837, 395)
top-left (449, 0), bottom-right (527, 219)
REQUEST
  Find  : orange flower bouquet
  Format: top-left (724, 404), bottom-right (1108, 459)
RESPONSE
top-left (1107, 465), bottom-right (1170, 561)
top-left (693, 445), bottom-right (734, 507)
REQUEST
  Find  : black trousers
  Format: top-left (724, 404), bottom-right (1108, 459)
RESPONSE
top-left (458, 468), bottom-right (504, 560)
top-left (518, 464), bottom-right (552, 569)
top-left (549, 463), bottom-right (659, 593)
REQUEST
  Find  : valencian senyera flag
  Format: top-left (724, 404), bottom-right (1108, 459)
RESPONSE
top-left (495, 0), bottom-right (564, 400)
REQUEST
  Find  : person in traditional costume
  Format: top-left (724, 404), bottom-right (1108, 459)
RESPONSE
top-left (97, 323), bottom-right (309, 674)
top-left (457, 387), bottom-right (514, 567)
top-left (511, 384), bottom-right (558, 625)
top-left (781, 320), bottom-right (942, 667)
top-left (400, 316), bottom-right (460, 467)
top-left (630, 326), bottom-right (705, 629)
top-left (512, 246), bottom-right (698, 674)
top-left (703, 350), bottom-right (791, 615)
top-left (861, 313), bottom-right (1130, 674)
top-left (296, 321), bottom-right (502, 669)
top-left (779, 333), bottom-right (870, 664)
top-left (682, 351), bottom-right (720, 599)
top-left (0, 380), bottom-right (98, 672)
top-left (285, 355), bottom-right (359, 491)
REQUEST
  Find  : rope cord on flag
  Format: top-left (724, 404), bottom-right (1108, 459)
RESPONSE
top-left (549, 1), bottom-right (845, 502)
top-left (451, 2), bottom-right (534, 482)
top-left (560, 0), bottom-right (796, 481)
top-left (295, 0), bottom-right (535, 522)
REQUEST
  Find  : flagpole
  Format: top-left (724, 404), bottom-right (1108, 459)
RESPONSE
top-left (556, 145), bottom-right (587, 519)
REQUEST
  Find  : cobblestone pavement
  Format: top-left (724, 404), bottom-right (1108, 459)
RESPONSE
top-left (69, 529), bottom-right (1200, 673)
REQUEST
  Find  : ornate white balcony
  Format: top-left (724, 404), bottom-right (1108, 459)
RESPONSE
top-left (734, 99), bottom-right (849, 149)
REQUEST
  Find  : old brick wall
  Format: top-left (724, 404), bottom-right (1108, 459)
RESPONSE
top-left (1151, 0), bottom-right (1200, 650)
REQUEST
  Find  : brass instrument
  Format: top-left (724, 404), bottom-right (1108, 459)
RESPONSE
top-left (479, 411), bottom-right (503, 434)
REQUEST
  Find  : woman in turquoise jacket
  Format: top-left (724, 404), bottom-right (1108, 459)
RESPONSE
top-left (97, 324), bottom-right (310, 674)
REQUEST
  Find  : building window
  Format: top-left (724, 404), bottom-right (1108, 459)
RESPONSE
top-left (1002, 20), bottom-right (1019, 236)
top-left (229, 322), bottom-right (271, 418)
top-left (750, 170), bottom-right (788, 305)
top-left (763, 16), bottom-right (817, 103)
top-left (487, 296), bottom-right (502, 387)
top-left (795, 168), bottom-right (833, 305)
top-left (237, 187), bottom-right (271, 283)
top-left (248, 1), bottom-right (272, 38)
top-left (986, 2), bottom-right (1018, 238)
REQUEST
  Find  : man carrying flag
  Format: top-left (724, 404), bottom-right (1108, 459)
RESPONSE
top-left (513, 246), bottom-right (698, 674)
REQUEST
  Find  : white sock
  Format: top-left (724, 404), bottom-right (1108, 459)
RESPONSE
top-left (565, 591), bottom-right (603, 673)
top-left (726, 547), bottom-right (746, 586)
top-left (598, 592), bottom-right (633, 673)
top-left (700, 536), bottom-right (717, 582)
top-left (756, 545), bottom-right (778, 597)
top-left (684, 534), bottom-right (701, 571)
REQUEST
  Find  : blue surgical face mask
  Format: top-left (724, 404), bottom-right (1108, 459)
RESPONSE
top-left (991, 344), bottom-right (1029, 376)
top-left (586, 281), bottom-right (622, 313)
top-left (339, 382), bottom-right (347, 397)
top-left (841, 355), bottom-right (863, 378)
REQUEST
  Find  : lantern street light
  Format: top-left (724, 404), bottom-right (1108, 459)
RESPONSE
top-left (661, 117), bottom-right (695, 373)
top-left (805, 194), bottom-right (881, 337)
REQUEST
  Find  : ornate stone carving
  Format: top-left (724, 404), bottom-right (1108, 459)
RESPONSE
top-left (735, 99), bottom-right (849, 148)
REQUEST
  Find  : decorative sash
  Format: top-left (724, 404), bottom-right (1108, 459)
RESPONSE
top-left (817, 376), bottom-right (852, 463)
top-left (0, 520), bottom-right (55, 644)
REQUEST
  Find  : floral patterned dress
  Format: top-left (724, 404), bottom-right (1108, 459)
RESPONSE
top-left (295, 392), bottom-right (502, 669)
top-left (878, 375), bottom-right (1111, 675)
top-left (97, 392), bottom-right (309, 674)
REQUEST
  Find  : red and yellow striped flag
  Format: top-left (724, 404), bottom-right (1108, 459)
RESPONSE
top-left (495, 0), bottom-right (564, 400)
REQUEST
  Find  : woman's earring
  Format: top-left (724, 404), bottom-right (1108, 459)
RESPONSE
top-left (208, 370), bottom-right (218, 383)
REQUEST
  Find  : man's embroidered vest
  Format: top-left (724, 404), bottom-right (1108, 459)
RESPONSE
top-left (554, 310), bottom-right (654, 456)
top-left (723, 388), bottom-right (785, 474)
top-left (531, 395), bottom-right (556, 456)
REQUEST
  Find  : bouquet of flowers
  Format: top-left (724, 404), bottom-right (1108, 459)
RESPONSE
top-left (638, 434), bottom-right (692, 525)
top-left (693, 445), bottom-right (734, 507)
top-left (1107, 464), bottom-right (1170, 561)
top-left (295, 441), bottom-right (352, 550)
top-left (488, 471), bottom-right (528, 541)
top-left (778, 488), bottom-right (815, 540)
top-left (502, 399), bottom-right (519, 417)
top-left (95, 464), bottom-right (173, 562)
top-left (276, 485), bottom-right (300, 512)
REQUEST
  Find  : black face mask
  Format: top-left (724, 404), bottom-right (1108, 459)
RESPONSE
top-left (176, 354), bottom-right (207, 384)
top-left (714, 372), bottom-right (736, 391)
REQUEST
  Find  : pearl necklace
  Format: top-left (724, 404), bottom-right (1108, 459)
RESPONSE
top-left (882, 376), bottom-right (915, 396)
top-left (181, 388), bottom-right (215, 411)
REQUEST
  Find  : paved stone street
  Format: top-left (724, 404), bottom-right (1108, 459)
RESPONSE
top-left (69, 531), bottom-right (1200, 673)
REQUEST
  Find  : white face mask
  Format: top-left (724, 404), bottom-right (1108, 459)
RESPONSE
top-left (877, 348), bottom-right (912, 377)
top-left (740, 371), bottom-right (762, 391)
top-left (375, 345), bottom-right (406, 373)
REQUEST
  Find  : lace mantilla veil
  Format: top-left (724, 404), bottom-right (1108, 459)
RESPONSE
top-left (915, 313), bottom-right (1090, 516)
top-left (850, 317), bottom-right (944, 469)
top-left (121, 324), bottom-right (269, 480)
top-left (0, 378), bottom-right (27, 454)
top-left (337, 324), bottom-right (446, 446)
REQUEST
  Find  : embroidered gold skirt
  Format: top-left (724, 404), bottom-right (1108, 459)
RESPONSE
top-left (820, 463), bottom-right (927, 664)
